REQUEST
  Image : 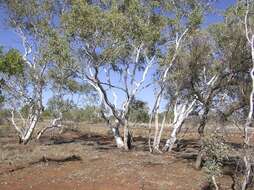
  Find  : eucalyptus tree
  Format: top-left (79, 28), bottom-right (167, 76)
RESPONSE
top-left (201, 2), bottom-right (254, 188)
top-left (36, 43), bottom-right (84, 139)
top-left (237, 1), bottom-right (254, 189)
top-left (200, 12), bottom-right (250, 134)
top-left (202, 6), bottom-right (253, 177)
top-left (160, 31), bottom-right (220, 152)
top-left (161, 8), bottom-right (252, 168)
top-left (62, 0), bottom-right (212, 150)
top-left (62, 0), bottom-right (164, 150)
top-left (147, 1), bottom-right (216, 153)
top-left (1, 1), bottom-right (74, 144)
top-left (194, 6), bottom-right (252, 170)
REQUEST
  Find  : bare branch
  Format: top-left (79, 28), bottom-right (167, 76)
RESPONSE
top-left (36, 113), bottom-right (63, 140)
top-left (11, 110), bottom-right (23, 137)
top-left (16, 27), bottom-right (33, 68)
top-left (245, 0), bottom-right (252, 44)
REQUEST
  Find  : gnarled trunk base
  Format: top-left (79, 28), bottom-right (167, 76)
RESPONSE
top-left (111, 127), bottom-right (124, 148)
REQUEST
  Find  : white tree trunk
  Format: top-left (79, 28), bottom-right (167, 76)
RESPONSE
top-left (86, 49), bottom-right (154, 150)
top-left (8, 28), bottom-right (44, 145)
top-left (111, 127), bottom-right (124, 148)
top-left (11, 109), bottom-right (40, 144)
top-left (163, 122), bottom-right (183, 152)
top-left (22, 115), bottom-right (39, 144)
top-left (163, 99), bottom-right (196, 152)
top-left (148, 114), bottom-right (154, 152)
top-left (242, 5), bottom-right (254, 189)
top-left (154, 112), bottom-right (167, 151)
top-left (36, 114), bottom-right (63, 140)
top-left (212, 176), bottom-right (219, 190)
top-left (153, 110), bottom-right (160, 150)
top-left (148, 28), bottom-right (189, 153)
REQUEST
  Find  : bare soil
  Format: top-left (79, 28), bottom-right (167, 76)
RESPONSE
top-left (0, 123), bottom-right (252, 190)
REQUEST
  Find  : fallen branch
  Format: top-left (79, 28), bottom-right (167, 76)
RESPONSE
top-left (0, 155), bottom-right (82, 176)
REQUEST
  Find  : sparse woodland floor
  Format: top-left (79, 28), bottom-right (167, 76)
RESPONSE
top-left (0, 123), bottom-right (252, 190)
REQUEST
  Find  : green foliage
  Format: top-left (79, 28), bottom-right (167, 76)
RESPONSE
top-left (67, 106), bottom-right (102, 123)
top-left (188, 7), bottom-right (203, 29)
top-left (0, 108), bottom-right (11, 125)
top-left (47, 96), bottom-right (74, 116)
top-left (20, 104), bottom-right (30, 118)
top-left (41, 109), bottom-right (52, 118)
top-left (0, 48), bottom-right (24, 76)
top-left (44, 96), bottom-right (102, 123)
top-left (128, 99), bottom-right (149, 123)
top-left (207, 8), bottom-right (251, 106)
top-left (202, 133), bottom-right (230, 180)
top-left (0, 47), bottom-right (24, 102)
top-left (62, 0), bottom-right (168, 65)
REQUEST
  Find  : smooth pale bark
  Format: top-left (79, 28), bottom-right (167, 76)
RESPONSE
top-left (163, 100), bottom-right (196, 152)
top-left (86, 50), bottom-right (154, 150)
top-left (148, 29), bottom-right (189, 153)
top-left (87, 78), bottom-right (125, 148)
top-left (212, 176), bottom-right (219, 190)
top-left (148, 89), bottom-right (162, 152)
top-left (163, 122), bottom-right (183, 152)
top-left (22, 114), bottom-right (39, 144)
top-left (111, 127), bottom-right (124, 148)
top-left (148, 114), bottom-right (154, 152)
top-left (154, 112), bottom-right (167, 151)
top-left (11, 106), bottom-right (41, 144)
top-left (9, 28), bottom-right (45, 145)
top-left (121, 55), bottom-right (154, 150)
top-left (153, 110), bottom-right (160, 150)
top-left (242, 5), bottom-right (254, 189)
top-left (102, 110), bottom-right (125, 149)
top-left (36, 114), bottom-right (62, 140)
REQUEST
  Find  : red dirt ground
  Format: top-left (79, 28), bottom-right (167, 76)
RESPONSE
top-left (0, 124), bottom-right (251, 190)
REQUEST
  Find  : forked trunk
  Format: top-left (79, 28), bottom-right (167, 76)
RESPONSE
top-left (163, 121), bottom-right (183, 152)
top-left (36, 115), bottom-right (63, 140)
top-left (11, 110), bottom-right (40, 145)
top-left (163, 100), bottom-right (196, 152)
top-left (22, 115), bottom-right (39, 144)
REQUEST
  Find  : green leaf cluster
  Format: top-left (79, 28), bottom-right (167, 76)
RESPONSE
top-left (0, 48), bottom-right (24, 76)
top-left (202, 133), bottom-right (230, 180)
top-left (0, 47), bottom-right (24, 103)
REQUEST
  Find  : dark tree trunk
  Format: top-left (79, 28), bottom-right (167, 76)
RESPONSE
top-left (123, 125), bottom-right (132, 150)
top-left (195, 104), bottom-right (210, 169)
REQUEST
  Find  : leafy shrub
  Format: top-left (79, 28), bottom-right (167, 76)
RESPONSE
top-left (128, 99), bottom-right (149, 123)
top-left (202, 133), bottom-right (230, 183)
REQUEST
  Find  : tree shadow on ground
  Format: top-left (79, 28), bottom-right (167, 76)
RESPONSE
top-left (39, 130), bottom-right (203, 153)
top-left (39, 130), bottom-right (120, 151)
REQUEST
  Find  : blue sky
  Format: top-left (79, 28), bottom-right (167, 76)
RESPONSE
top-left (0, 0), bottom-right (236, 111)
